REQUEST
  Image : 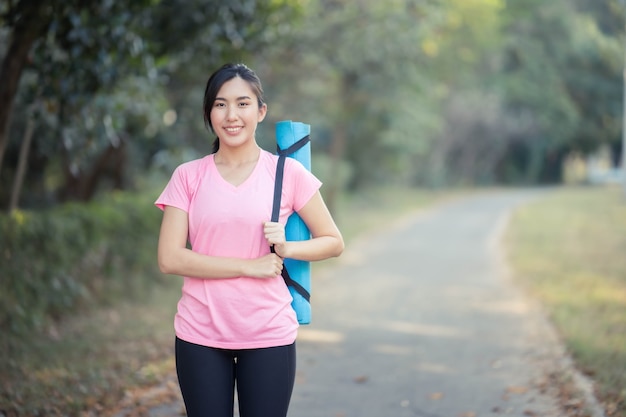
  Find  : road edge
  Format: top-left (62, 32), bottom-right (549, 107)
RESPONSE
top-left (491, 206), bottom-right (608, 417)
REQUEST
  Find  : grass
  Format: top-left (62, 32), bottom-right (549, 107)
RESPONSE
top-left (0, 186), bottom-right (449, 417)
top-left (505, 185), bottom-right (626, 417)
top-left (333, 186), bottom-right (459, 241)
top-left (0, 280), bottom-right (181, 416)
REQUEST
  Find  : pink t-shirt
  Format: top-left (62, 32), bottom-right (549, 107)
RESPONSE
top-left (155, 149), bottom-right (321, 349)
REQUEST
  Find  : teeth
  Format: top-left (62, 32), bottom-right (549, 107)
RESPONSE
top-left (225, 127), bottom-right (242, 132)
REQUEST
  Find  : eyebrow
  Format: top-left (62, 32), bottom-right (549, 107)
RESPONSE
top-left (215, 96), bottom-right (253, 101)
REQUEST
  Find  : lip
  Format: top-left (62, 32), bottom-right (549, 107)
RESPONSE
top-left (223, 126), bottom-right (243, 134)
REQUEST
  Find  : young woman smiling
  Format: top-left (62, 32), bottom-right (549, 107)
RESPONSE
top-left (155, 63), bottom-right (344, 417)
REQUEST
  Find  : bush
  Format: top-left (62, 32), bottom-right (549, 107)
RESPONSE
top-left (0, 191), bottom-right (164, 335)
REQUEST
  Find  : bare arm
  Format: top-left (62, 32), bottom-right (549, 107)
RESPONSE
top-left (266, 191), bottom-right (344, 261)
top-left (157, 206), bottom-right (284, 279)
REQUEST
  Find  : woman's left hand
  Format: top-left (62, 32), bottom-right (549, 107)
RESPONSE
top-left (264, 221), bottom-right (288, 257)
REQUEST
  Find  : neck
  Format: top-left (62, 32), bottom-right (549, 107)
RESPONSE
top-left (214, 143), bottom-right (261, 165)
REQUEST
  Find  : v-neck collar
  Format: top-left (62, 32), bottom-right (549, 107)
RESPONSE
top-left (211, 151), bottom-right (264, 190)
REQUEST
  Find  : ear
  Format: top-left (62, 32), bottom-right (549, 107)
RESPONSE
top-left (258, 103), bottom-right (267, 123)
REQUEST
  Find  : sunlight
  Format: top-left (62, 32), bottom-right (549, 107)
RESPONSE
top-left (297, 328), bottom-right (345, 343)
top-left (382, 320), bottom-right (467, 338)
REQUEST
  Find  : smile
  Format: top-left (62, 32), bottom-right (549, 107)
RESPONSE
top-left (224, 126), bottom-right (243, 133)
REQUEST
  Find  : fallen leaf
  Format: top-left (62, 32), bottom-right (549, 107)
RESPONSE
top-left (506, 386), bottom-right (529, 394)
top-left (491, 359), bottom-right (502, 369)
top-left (429, 392), bottom-right (444, 400)
top-left (353, 375), bottom-right (368, 384)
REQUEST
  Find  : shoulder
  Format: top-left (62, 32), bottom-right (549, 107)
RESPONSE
top-left (264, 150), bottom-right (311, 176)
top-left (175, 155), bottom-right (213, 174)
top-left (258, 149), bottom-right (315, 182)
top-left (260, 149), bottom-right (278, 164)
top-left (259, 149), bottom-right (281, 174)
top-left (171, 155), bottom-right (213, 179)
top-left (284, 156), bottom-right (306, 171)
top-left (260, 149), bottom-right (305, 170)
top-left (167, 155), bottom-right (213, 190)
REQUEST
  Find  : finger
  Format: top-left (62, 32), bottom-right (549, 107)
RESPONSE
top-left (264, 221), bottom-right (279, 230)
top-left (264, 222), bottom-right (283, 232)
top-left (266, 229), bottom-right (283, 240)
top-left (267, 234), bottom-right (285, 245)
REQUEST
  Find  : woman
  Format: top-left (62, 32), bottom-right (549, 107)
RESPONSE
top-left (155, 63), bottom-right (344, 417)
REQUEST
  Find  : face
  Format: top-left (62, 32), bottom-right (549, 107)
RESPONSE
top-left (210, 76), bottom-right (267, 149)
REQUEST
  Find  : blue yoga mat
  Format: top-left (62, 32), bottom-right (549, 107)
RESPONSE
top-left (275, 120), bottom-right (312, 324)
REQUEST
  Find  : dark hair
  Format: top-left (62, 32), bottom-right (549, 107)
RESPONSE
top-left (203, 63), bottom-right (265, 153)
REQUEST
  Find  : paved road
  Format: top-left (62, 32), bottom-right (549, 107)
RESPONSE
top-left (120, 189), bottom-right (601, 417)
top-left (291, 189), bottom-right (569, 417)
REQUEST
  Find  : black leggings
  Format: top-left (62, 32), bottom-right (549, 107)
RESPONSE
top-left (175, 337), bottom-right (296, 417)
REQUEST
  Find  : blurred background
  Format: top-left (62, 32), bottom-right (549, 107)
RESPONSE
top-left (0, 0), bottom-right (625, 416)
top-left (1, 0), bottom-right (624, 212)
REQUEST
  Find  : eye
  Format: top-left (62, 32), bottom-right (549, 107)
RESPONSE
top-left (214, 102), bottom-right (225, 108)
top-left (238, 102), bottom-right (250, 107)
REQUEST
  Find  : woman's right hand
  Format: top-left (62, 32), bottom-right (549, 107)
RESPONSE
top-left (245, 253), bottom-right (284, 278)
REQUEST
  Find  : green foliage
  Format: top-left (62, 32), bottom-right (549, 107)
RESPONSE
top-left (256, 0), bottom-right (441, 191)
top-left (0, 191), bottom-right (163, 335)
top-left (495, 0), bottom-right (624, 183)
top-left (1, 0), bottom-right (305, 208)
top-left (2, 0), bottom-right (624, 208)
top-left (562, 13), bottom-right (623, 154)
top-left (253, 0), bottom-right (624, 189)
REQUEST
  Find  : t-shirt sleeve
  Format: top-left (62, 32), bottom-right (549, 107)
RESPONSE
top-left (285, 158), bottom-right (323, 212)
top-left (154, 163), bottom-right (195, 212)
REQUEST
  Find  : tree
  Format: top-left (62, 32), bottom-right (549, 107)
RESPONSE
top-left (0, 0), bottom-right (303, 209)
top-left (0, 0), bottom-right (160, 208)
top-left (0, 1), bottom-right (55, 176)
top-left (416, 0), bottom-right (507, 186)
top-left (254, 0), bottom-right (444, 209)
top-left (496, 0), bottom-right (624, 183)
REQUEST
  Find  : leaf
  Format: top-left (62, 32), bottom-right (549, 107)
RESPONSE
top-left (429, 392), bottom-right (444, 400)
top-left (506, 385), bottom-right (529, 394)
top-left (353, 375), bottom-right (368, 384)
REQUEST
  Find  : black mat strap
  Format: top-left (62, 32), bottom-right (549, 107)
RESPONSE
top-left (270, 136), bottom-right (312, 302)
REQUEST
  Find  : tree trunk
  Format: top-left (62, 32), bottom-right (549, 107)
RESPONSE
top-left (0, 3), bottom-right (52, 176)
top-left (622, 18), bottom-right (626, 196)
top-left (78, 137), bottom-right (127, 201)
top-left (325, 73), bottom-right (355, 214)
top-left (8, 102), bottom-right (37, 212)
top-left (326, 122), bottom-right (346, 215)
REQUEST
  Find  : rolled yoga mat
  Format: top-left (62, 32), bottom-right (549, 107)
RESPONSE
top-left (276, 120), bottom-right (312, 324)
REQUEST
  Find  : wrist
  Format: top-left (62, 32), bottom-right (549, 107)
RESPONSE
top-left (240, 258), bottom-right (253, 277)
top-left (275, 242), bottom-right (291, 259)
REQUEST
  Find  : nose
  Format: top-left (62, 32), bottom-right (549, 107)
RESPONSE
top-left (226, 105), bottom-right (238, 121)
